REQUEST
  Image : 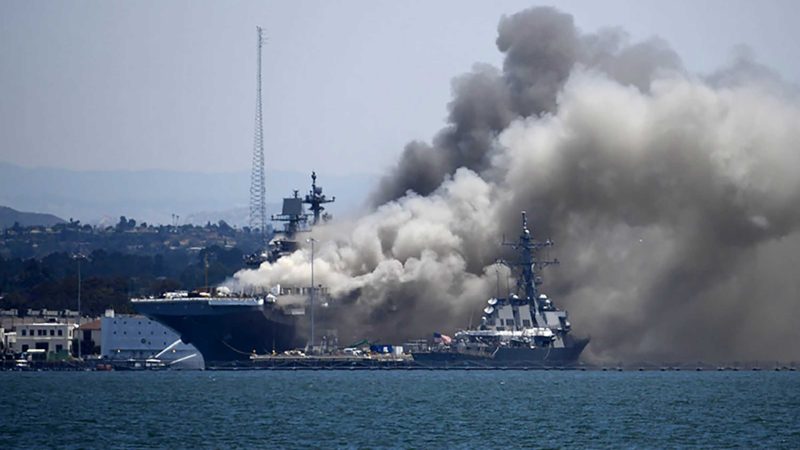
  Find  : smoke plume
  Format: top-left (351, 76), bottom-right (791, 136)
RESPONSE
top-left (232, 6), bottom-right (800, 362)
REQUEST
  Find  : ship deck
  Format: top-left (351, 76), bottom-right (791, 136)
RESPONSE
top-left (206, 354), bottom-right (592, 370)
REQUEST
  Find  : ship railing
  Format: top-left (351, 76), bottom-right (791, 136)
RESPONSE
top-left (208, 298), bottom-right (264, 306)
top-left (131, 296), bottom-right (263, 305)
top-left (457, 327), bottom-right (553, 338)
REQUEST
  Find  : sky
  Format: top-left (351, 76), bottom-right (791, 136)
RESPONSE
top-left (1, 0), bottom-right (798, 176)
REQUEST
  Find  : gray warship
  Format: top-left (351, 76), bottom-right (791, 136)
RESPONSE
top-left (412, 212), bottom-right (589, 367)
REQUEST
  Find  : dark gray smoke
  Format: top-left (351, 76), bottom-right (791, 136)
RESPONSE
top-left (233, 7), bottom-right (800, 362)
top-left (497, 69), bottom-right (800, 361)
top-left (373, 7), bottom-right (683, 205)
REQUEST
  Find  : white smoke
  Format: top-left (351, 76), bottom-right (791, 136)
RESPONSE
top-left (231, 169), bottom-right (499, 340)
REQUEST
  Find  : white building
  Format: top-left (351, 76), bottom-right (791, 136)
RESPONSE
top-left (14, 322), bottom-right (76, 355)
top-left (101, 315), bottom-right (202, 368)
top-left (1, 309), bottom-right (83, 331)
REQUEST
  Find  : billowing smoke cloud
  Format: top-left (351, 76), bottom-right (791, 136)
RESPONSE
top-left (372, 7), bottom-right (683, 204)
top-left (232, 6), bottom-right (800, 362)
top-left (235, 169), bottom-right (501, 343)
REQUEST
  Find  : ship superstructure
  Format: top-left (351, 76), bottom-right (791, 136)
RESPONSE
top-left (245, 172), bottom-right (335, 266)
top-left (304, 171), bottom-right (335, 226)
top-left (412, 212), bottom-right (589, 367)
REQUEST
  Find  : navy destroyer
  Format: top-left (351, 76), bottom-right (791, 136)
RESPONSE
top-left (412, 212), bottom-right (589, 367)
top-left (132, 173), bottom-right (334, 367)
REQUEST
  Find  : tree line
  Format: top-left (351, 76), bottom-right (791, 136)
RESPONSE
top-left (0, 246), bottom-right (248, 316)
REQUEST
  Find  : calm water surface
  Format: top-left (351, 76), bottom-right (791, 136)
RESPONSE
top-left (1, 371), bottom-right (798, 449)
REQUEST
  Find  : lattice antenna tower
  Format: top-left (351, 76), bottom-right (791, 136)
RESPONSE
top-left (249, 26), bottom-right (267, 237)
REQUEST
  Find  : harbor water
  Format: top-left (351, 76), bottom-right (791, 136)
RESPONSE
top-left (1, 370), bottom-right (798, 448)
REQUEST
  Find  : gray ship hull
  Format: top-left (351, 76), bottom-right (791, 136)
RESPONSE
top-left (133, 299), bottom-right (303, 368)
top-left (412, 338), bottom-right (589, 368)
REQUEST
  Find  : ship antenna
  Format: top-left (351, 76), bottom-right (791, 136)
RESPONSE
top-left (204, 252), bottom-right (209, 293)
top-left (307, 237), bottom-right (316, 354)
top-left (494, 261), bottom-right (501, 299)
top-left (249, 26), bottom-right (268, 242)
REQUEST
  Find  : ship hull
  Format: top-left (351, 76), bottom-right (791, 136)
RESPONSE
top-left (412, 338), bottom-right (589, 368)
top-left (133, 300), bottom-right (303, 368)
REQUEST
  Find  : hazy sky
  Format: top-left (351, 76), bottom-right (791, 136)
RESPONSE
top-left (1, 0), bottom-right (798, 176)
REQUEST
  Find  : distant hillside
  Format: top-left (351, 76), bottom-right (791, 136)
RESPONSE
top-left (0, 162), bottom-right (376, 225)
top-left (0, 205), bottom-right (64, 229)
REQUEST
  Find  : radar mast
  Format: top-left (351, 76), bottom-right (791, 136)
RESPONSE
top-left (303, 171), bottom-right (335, 225)
top-left (502, 212), bottom-right (559, 323)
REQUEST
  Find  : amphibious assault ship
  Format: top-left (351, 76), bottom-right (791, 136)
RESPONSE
top-left (132, 173), bottom-right (334, 367)
top-left (412, 212), bottom-right (589, 367)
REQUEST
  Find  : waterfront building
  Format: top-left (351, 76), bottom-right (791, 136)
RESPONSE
top-left (14, 322), bottom-right (76, 355)
top-left (0, 309), bottom-right (83, 331)
top-left (77, 319), bottom-right (102, 356)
